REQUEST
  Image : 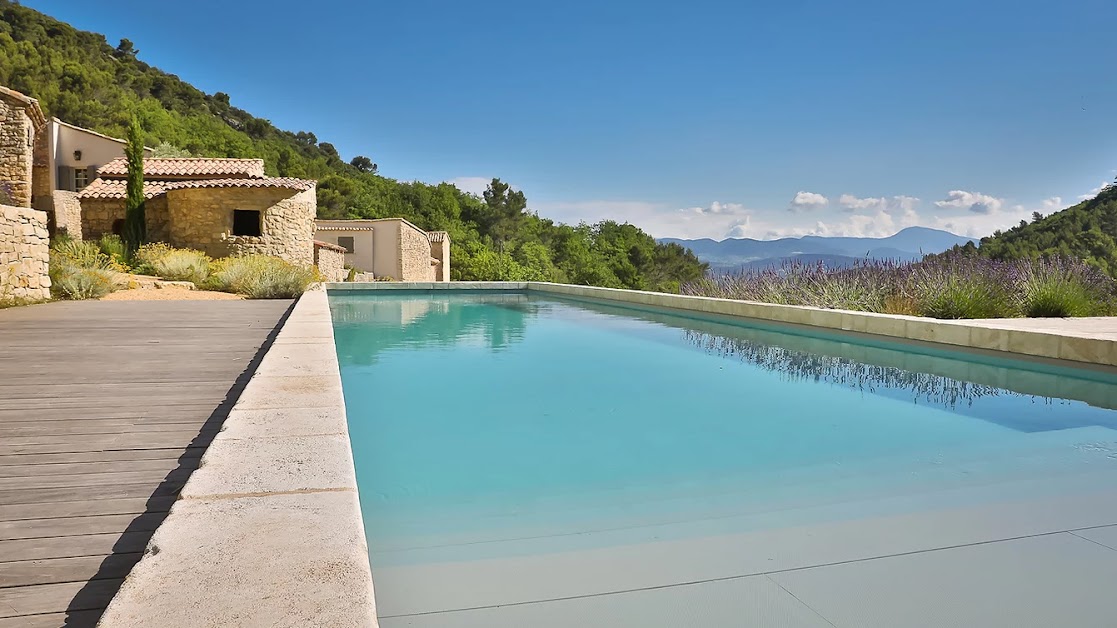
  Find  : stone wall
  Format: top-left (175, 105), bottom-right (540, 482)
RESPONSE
top-left (165, 187), bottom-right (315, 265)
top-left (80, 198), bottom-right (123, 240)
top-left (399, 220), bottom-right (435, 281)
top-left (52, 190), bottom-right (83, 240)
top-left (314, 242), bottom-right (347, 282)
top-left (31, 123), bottom-right (51, 207)
top-left (81, 196), bottom-right (170, 242)
top-left (0, 100), bottom-right (34, 208)
top-left (0, 204), bottom-right (50, 300)
top-left (429, 231), bottom-right (450, 282)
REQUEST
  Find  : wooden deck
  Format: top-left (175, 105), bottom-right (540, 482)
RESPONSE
top-left (0, 299), bottom-right (293, 627)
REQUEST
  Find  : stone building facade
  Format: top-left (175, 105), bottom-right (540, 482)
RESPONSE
top-left (314, 240), bottom-right (347, 282)
top-left (0, 86), bottom-right (47, 208)
top-left (0, 204), bottom-right (50, 301)
top-left (428, 231), bottom-right (450, 281)
top-left (50, 190), bottom-right (83, 239)
top-left (314, 218), bottom-right (450, 282)
top-left (78, 158), bottom-right (317, 266)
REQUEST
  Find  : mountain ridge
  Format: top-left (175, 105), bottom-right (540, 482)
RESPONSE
top-left (661, 226), bottom-right (976, 273)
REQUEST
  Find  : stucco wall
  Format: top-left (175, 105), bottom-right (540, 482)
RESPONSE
top-left (0, 100), bottom-right (34, 208)
top-left (166, 186), bottom-right (315, 265)
top-left (399, 220), bottom-right (435, 281)
top-left (313, 228), bottom-right (376, 273)
top-left (0, 204), bottom-right (50, 300)
top-left (314, 243), bottom-right (347, 282)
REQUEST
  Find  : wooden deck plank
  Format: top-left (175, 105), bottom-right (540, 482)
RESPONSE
top-left (0, 532), bottom-right (150, 563)
top-left (0, 513), bottom-right (166, 542)
top-left (0, 610), bottom-right (103, 628)
top-left (0, 458), bottom-right (182, 480)
top-left (0, 578), bottom-right (124, 617)
top-left (0, 448), bottom-right (203, 467)
top-left (0, 299), bottom-right (291, 621)
top-left (0, 468), bottom-right (192, 492)
top-left (0, 497), bottom-right (176, 523)
top-left (0, 554), bottom-right (142, 588)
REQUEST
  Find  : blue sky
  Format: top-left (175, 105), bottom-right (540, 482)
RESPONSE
top-left (32, 0), bottom-right (1116, 240)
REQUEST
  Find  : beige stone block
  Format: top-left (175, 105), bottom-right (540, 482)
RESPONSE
top-left (97, 492), bottom-right (375, 628)
top-left (1057, 337), bottom-right (1117, 367)
top-left (183, 433), bottom-right (357, 497)
top-left (1005, 330), bottom-right (1062, 360)
top-left (970, 326), bottom-right (1010, 352)
top-left (906, 321), bottom-right (972, 347)
top-left (235, 374), bottom-right (345, 410)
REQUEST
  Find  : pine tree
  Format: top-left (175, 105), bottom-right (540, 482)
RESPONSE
top-left (121, 118), bottom-right (146, 257)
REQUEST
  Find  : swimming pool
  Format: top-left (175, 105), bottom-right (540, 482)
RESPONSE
top-left (330, 291), bottom-right (1117, 625)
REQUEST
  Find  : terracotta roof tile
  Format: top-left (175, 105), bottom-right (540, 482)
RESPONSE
top-left (313, 240), bottom-right (348, 252)
top-left (97, 158), bottom-right (266, 179)
top-left (77, 179), bottom-right (166, 200)
top-left (164, 178), bottom-right (315, 192)
top-left (77, 177), bottom-right (314, 200)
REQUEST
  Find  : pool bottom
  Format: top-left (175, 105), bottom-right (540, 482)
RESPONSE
top-left (330, 291), bottom-right (1117, 626)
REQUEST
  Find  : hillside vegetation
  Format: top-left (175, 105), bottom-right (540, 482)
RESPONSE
top-left (0, 0), bottom-right (706, 290)
top-left (941, 184), bottom-right (1117, 275)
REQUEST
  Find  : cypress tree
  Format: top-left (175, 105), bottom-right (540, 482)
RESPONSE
top-left (121, 118), bottom-right (146, 258)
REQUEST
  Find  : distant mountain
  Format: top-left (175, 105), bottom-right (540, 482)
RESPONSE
top-left (661, 227), bottom-right (976, 274)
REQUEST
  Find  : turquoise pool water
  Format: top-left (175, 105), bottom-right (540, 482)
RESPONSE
top-left (330, 291), bottom-right (1117, 617)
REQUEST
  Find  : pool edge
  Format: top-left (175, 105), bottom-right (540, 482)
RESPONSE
top-left (325, 281), bottom-right (1116, 369)
top-left (97, 287), bottom-right (379, 627)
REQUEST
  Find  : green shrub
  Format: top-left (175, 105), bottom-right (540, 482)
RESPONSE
top-left (133, 243), bottom-right (210, 284)
top-left (51, 239), bottom-right (122, 271)
top-left (50, 266), bottom-right (118, 300)
top-left (1019, 259), bottom-right (1114, 317)
top-left (98, 234), bottom-right (130, 268)
top-left (205, 255), bottom-right (318, 299)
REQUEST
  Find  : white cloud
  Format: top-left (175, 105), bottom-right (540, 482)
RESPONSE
top-left (1079, 182), bottom-right (1111, 201)
top-left (933, 190), bottom-right (1004, 214)
top-left (1041, 197), bottom-right (1063, 212)
top-left (725, 216), bottom-right (751, 238)
top-left (839, 194), bottom-right (920, 214)
top-left (787, 191), bottom-right (829, 212)
top-left (445, 176), bottom-right (494, 197)
top-left (685, 201), bottom-right (748, 215)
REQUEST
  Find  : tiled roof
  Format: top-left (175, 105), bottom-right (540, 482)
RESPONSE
top-left (77, 179), bottom-right (166, 200)
top-left (97, 158), bottom-right (266, 179)
top-left (164, 178), bottom-right (315, 192)
top-left (315, 224), bottom-right (376, 231)
top-left (313, 240), bottom-right (348, 252)
top-left (78, 177), bottom-right (314, 200)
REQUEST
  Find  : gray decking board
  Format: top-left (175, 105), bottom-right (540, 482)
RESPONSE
top-left (0, 299), bottom-right (292, 627)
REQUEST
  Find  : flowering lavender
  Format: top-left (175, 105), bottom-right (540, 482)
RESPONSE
top-left (682, 255), bottom-right (1117, 319)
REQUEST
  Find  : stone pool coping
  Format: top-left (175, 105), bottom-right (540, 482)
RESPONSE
top-left (328, 281), bottom-right (1117, 368)
top-left (97, 287), bottom-right (378, 627)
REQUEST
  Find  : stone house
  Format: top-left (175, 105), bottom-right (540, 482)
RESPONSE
top-left (314, 218), bottom-right (450, 281)
top-left (0, 86), bottom-right (50, 300)
top-left (79, 157), bottom-right (318, 265)
top-left (0, 85), bottom-right (47, 208)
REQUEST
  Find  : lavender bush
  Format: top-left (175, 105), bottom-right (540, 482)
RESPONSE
top-left (682, 255), bottom-right (1117, 319)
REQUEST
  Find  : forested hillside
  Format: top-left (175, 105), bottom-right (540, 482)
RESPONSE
top-left (0, 0), bottom-right (706, 290)
top-left (938, 184), bottom-right (1117, 275)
